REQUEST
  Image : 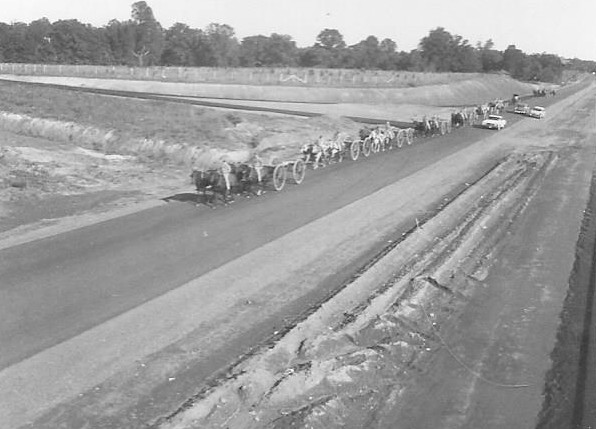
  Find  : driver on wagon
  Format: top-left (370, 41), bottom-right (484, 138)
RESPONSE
top-left (220, 157), bottom-right (232, 190)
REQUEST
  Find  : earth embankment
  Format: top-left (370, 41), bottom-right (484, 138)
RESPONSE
top-left (0, 73), bottom-right (540, 105)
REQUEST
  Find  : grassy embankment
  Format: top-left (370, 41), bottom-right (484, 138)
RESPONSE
top-left (0, 72), bottom-right (547, 165)
top-left (0, 80), bottom-right (354, 167)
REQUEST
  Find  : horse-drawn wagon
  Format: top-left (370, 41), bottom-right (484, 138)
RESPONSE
top-left (265, 158), bottom-right (306, 191)
top-left (190, 155), bottom-right (306, 205)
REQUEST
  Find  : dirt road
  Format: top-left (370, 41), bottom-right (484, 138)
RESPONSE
top-left (0, 81), bottom-right (594, 429)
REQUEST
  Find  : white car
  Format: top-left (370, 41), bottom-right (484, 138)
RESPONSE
top-left (529, 106), bottom-right (546, 119)
top-left (482, 115), bottom-right (507, 130)
top-left (514, 103), bottom-right (530, 115)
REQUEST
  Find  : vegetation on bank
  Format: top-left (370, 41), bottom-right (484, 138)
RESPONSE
top-left (1, 2), bottom-right (594, 83)
top-left (0, 80), bottom-right (360, 166)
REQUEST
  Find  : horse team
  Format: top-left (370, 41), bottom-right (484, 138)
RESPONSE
top-left (190, 92), bottom-right (541, 206)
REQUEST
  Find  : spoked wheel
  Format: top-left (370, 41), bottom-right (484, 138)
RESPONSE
top-left (350, 139), bottom-right (360, 161)
top-left (362, 137), bottom-right (372, 157)
top-left (292, 159), bottom-right (306, 184)
top-left (273, 164), bottom-right (287, 191)
top-left (406, 128), bottom-right (414, 145)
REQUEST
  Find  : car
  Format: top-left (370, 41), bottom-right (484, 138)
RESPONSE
top-left (528, 106), bottom-right (546, 119)
top-left (514, 103), bottom-right (530, 114)
top-left (482, 115), bottom-right (507, 130)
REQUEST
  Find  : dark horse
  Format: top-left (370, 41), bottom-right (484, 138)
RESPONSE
top-left (451, 112), bottom-right (465, 128)
top-left (190, 167), bottom-right (242, 205)
top-left (234, 163), bottom-right (275, 195)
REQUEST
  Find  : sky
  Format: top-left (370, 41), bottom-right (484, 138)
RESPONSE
top-left (1, 0), bottom-right (595, 61)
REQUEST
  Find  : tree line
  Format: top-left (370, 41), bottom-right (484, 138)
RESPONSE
top-left (0, 1), bottom-right (594, 83)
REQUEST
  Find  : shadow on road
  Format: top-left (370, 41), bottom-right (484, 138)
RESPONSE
top-left (163, 193), bottom-right (201, 204)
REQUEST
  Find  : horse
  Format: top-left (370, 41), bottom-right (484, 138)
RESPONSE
top-left (301, 141), bottom-right (325, 168)
top-left (190, 167), bottom-right (241, 205)
top-left (413, 118), bottom-right (431, 137)
top-left (234, 162), bottom-right (274, 195)
top-left (451, 111), bottom-right (465, 128)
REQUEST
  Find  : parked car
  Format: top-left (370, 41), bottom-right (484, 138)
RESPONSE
top-left (514, 103), bottom-right (530, 114)
top-left (529, 106), bottom-right (546, 119)
top-left (482, 115), bottom-right (507, 130)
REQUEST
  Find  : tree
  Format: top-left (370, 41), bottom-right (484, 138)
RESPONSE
top-left (481, 49), bottom-right (503, 72)
top-left (161, 22), bottom-right (197, 65)
top-left (419, 27), bottom-right (456, 71)
top-left (203, 23), bottom-right (239, 67)
top-left (239, 35), bottom-right (268, 66)
top-left (105, 19), bottom-right (136, 64)
top-left (239, 33), bottom-right (297, 67)
top-left (297, 46), bottom-right (322, 67)
top-left (349, 35), bottom-right (382, 69)
top-left (315, 28), bottom-right (345, 50)
top-left (131, 1), bottom-right (164, 66)
top-left (378, 38), bottom-right (398, 70)
top-left (50, 19), bottom-right (111, 64)
top-left (263, 33), bottom-right (297, 66)
top-left (27, 18), bottom-right (55, 62)
top-left (1, 22), bottom-right (34, 62)
top-left (502, 44), bottom-right (525, 78)
top-left (312, 28), bottom-right (346, 68)
top-left (451, 37), bottom-right (481, 72)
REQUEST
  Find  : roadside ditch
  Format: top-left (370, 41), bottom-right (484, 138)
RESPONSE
top-left (537, 162), bottom-right (596, 429)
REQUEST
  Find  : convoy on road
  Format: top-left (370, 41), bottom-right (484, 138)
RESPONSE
top-left (190, 91), bottom-right (551, 206)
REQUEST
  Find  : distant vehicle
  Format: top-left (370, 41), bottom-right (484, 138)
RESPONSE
top-left (529, 106), bottom-right (546, 119)
top-left (482, 115), bottom-right (507, 130)
top-left (514, 103), bottom-right (530, 115)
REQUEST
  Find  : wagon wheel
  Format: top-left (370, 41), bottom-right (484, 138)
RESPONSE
top-left (362, 137), bottom-right (372, 157)
top-left (350, 139), bottom-right (360, 161)
top-left (292, 159), bottom-right (306, 184)
top-left (396, 130), bottom-right (405, 148)
top-left (273, 163), bottom-right (287, 191)
top-left (406, 128), bottom-right (414, 145)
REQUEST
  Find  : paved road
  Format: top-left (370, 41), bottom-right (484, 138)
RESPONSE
top-left (0, 90), bottom-right (577, 371)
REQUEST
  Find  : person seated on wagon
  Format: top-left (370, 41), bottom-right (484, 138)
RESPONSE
top-left (220, 157), bottom-right (232, 191)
